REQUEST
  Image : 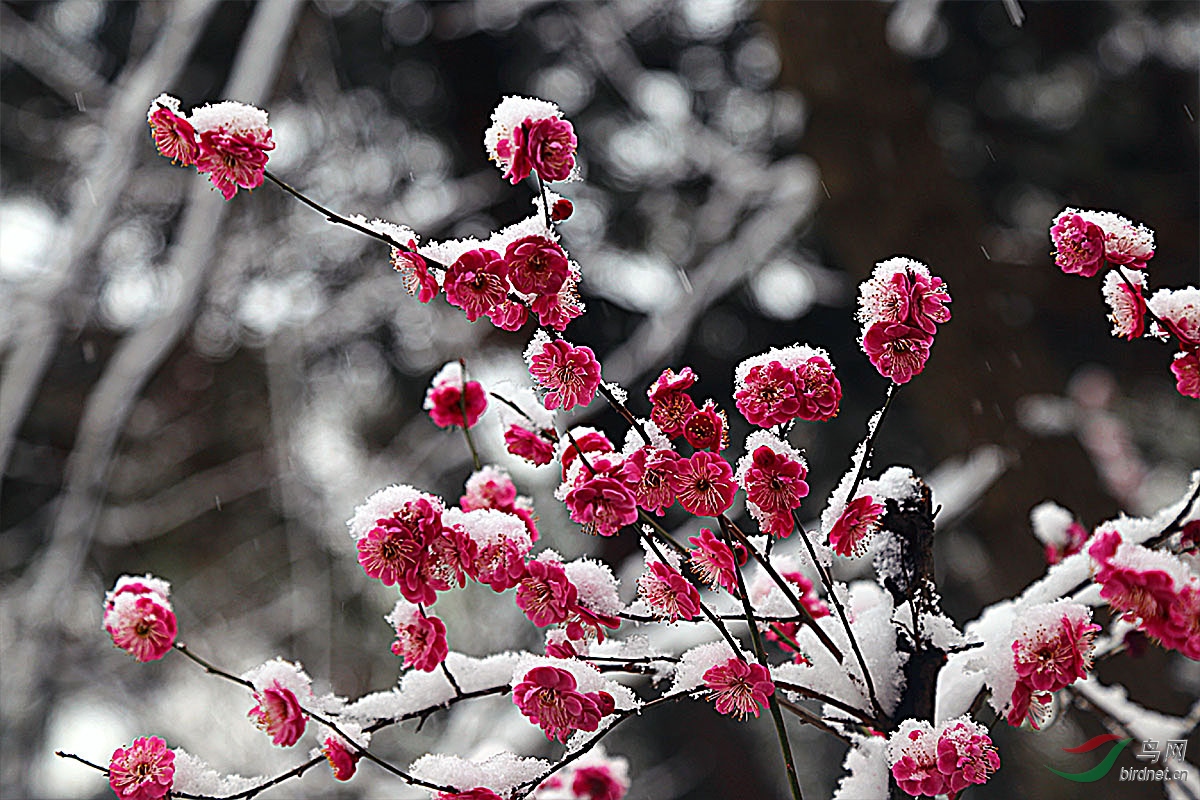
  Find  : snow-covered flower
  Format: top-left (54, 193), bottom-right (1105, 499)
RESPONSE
top-left (248, 679), bottom-right (307, 747)
top-left (887, 717), bottom-right (998, 797)
top-left (565, 471), bottom-right (638, 537)
top-left (857, 257), bottom-right (951, 336)
top-left (529, 340), bottom-right (602, 412)
top-left (505, 235), bottom-right (570, 297)
top-left (517, 556), bottom-right (579, 627)
top-left (702, 657), bottom-right (774, 720)
top-left (739, 441), bottom-right (810, 538)
top-left (1172, 348), bottom-right (1200, 399)
top-left (485, 96), bottom-right (578, 184)
top-left (1006, 601), bottom-right (1098, 727)
top-left (103, 575), bottom-right (177, 663)
top-left (1049, 210), bottom-right (1106, 277)
top-left (1147, 286), bottom-right (1200, 345)
top-left (1076, 208), bottom-right (1156, 269)
top-left (108, 736), bottom-right (175, 800)
top-left (146, 94), bottom-right (198, 166)
top-left (1101, 268), bottom-right (1147, 340)
top-left (387, 600), bottom-right (449, 672)
top-left (1029, 501), bottom-right (1088, 565)
top-left (647, 367), bottom-right (699, 437)
top-left (861, 321), bottom-right (933, 384)
top-left (619, 447), bottom-right (680, 516)
top-left (512, 666), bottom-right (615, 743)
top-left (357, 496), bottom-right (443, 604)
top-left (189, 99), bottom-right (274, 200)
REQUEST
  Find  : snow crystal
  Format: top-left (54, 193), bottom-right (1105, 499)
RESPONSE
top-left (602, 382), bottom-right (628, 406)
top-left (917, 611), bottom-right (966, 651)
top-left (346, 484), bottom-right (441, 540)
top-left (106, 574), bottom-right (171, 603)
top-left (670, 640), bottom-right (739, 694)
top-left (346, 214), bottom-right (417, 248)
top-left (1030, 501), bottom-right (1076, 547)
top-left (620, 419), bottom-right (672, 454)
top-left (564, 557), bottom-right (622, 615)
top-left (858, 466), bottom-right (918, 504)
top-left (410, 750), bottom-right (551, 796)
top-left (188, 100), bottom-right (269, 135)
top-left (242, 658), bottom-right (314, 705)
top-left (341, 652), bottom-right (524, 724)
top-left (733, 343), bottom-right (831, 387)
top-left (147, 93), bottom-right (181, 120)
top-left (171, 748), bottom-right (263, 797)
top-left (831, 735), bottom-right (889, 800)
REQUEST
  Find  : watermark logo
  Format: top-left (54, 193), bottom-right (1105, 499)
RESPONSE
top-left (1048, 734), bottom-right (1190, 784)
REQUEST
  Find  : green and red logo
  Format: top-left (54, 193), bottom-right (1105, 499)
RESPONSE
top-left (1047, 734), bottom-right (1133, 782)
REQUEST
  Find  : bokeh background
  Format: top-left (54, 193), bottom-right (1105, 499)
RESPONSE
top-left (2, 1), bottom-right (1198, 798)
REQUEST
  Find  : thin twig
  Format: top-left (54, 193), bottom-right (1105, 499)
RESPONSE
top-left (717, 517), bottom-right (804, 800)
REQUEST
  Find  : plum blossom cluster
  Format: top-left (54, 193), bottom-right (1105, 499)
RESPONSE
top-left (103, 575), bottom-right (178, 662)
top-left (92, 93), bottom-right (1200, 800)
top-left (146, 94), bottom-right (274, 200)
top-left (886, 717), bottom-right (999, 798)
top-left (856, 257), bottom-right (952, 384)
top-left (1090, 530), bottom-right (1200, 660)
top-left (1049, 207), bottom-right (1199, 399)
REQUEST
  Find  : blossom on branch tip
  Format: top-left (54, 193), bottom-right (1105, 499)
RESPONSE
top-left (388, 601), bottom-right (449, 672)
top-left (108, 736), bottom-right (174, 800)
top-left (1005, 601), bottom-right (1098, 727)
top-left (103, 575), bottom-right (177, 662)
top-left (683, 400), bottom-right (728, 452)
top-left (702, 657), bottom-right (774, 720)
top-left (486, 96), bottom-right (578, 184)
top-left (529, 339), bottom-right (602, 412)
top-left (887, 717), bottom-right (998, 797)
top-left (740, 442), bottom-right (810, 538)
top-left (1173, 348), bottom-right (1200, 399)
top-left (357, 497), bottom-right (443, 604)
top-left (189, 100), bottom-right (274, 200)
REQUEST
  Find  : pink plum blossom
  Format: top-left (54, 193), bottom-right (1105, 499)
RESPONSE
top-left (793, 355), bottom-right (843, 421)
top-left (505, 235), bottom-right (570, 297)
top-left (189, 100), bottom-right (274, 200)
top-left (108, 736), bottom-right (175, 800)
top-left (147, 97), bottom-right (198, 166)
top-left (619, 447), bottom-right (680, 516)
top-left (828, 495), bottom-right (885, 557)
top-left (504, 423), bottom-right (556, 466)
top-left (322, 735), bottom-right (361, 781)
top-left (572, 764), bottom-right (628, 800)
top-left (688, 528), bottom-right (747, 594)
top-left (1006, 602), bottom-right (1098, 727)
top-left (734, 361), bottom-right (803, 428)
top-left (741, 445), bottom-right (810, 538)
top-left (702, 657), bottom-right (774, 720)
top-left (565, 472), bottom-right (639, 536)
top-left (248, 679), bottom-right (307, 747)
top-left (529, 339), bottom-right (602, 411)
top-left (390, 607), bottom-right (449, 672)
top-left (103, 576), bottom-right (177, 662)
top-left (517, 558), bottom-right (579, 627)
top-left (512, 666), bottom-right (614, 742)
top-left (1050, 210), bottom-right (1106, 277)
top-left (444, 248), bottom-right (509, 322)
top-left (668, 451), bottom-right (737, 517)
top-left (357, 498), bottom-right (442, 604)
top-left (499, 116), bottom-right (578, 183)
top-left (647, 367), bottom-right (699, 437)
top-left (682, 400), bottom-right (728, 451)
top-left (637, 560), bottom-right (702, 622)
top-left (1172, 348), bottom-right (1200, 399)
top-left (425, 364), bottom-right (487, 429)
top-left (861, 321), bottom-right (933, 384)
top-left (1101, 269), bottom-right (1147, 340)
top-left (392, 243), bottom-right (439, 303)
